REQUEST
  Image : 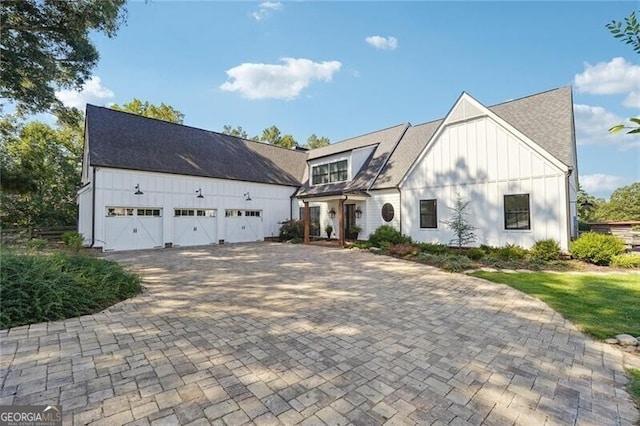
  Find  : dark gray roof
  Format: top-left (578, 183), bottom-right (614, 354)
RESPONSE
top-left (490, 86), bottom-right (575, 168)
top-left (296, 123), bottom-right (409, 198)
top-left (371, 86), bottom-right (575, 189)
top-left (85, 105), bottom-right (307, 186)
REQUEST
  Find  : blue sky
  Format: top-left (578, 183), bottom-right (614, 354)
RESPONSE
top-left (54, 1), bottom-right (639, 199)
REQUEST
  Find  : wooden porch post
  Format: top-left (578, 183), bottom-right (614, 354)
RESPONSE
top-left (303, 201), bottom-right (310, 244)
top-left (338, 198), bottom-right (345, 247)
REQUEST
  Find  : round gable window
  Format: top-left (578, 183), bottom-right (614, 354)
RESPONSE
top-left (381, 203), bottom-right (394, 222)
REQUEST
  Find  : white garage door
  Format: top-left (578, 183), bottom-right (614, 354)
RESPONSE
top-left (104, 207), bottom-right (163, 251)
top-left (173, 208), bottom-right (217, 247)
top-left (224, 209), bottom-right (263, 243)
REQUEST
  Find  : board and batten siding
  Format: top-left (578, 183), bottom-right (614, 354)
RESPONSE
top-left (401, 116), bottom-right (570, 250)
top-left (92, 168), bottom-right (297, 249)
top-left (366, 189), bottom-right (401, 239)
top-left (77, 182), bottom-right (93, 245)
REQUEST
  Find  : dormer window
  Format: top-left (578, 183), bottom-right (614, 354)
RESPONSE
top-left (312, 160), bottom-right (347, 185)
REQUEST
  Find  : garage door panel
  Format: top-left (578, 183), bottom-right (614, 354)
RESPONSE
top-left (225, 209), bottom-right (263, 243)
top-left (104, 207), bottom-right (163, 251)
top-left (173, 209), bottom-right (217, 247)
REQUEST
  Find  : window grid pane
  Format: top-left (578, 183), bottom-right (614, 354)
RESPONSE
top-left (420, 200), bottom-right (437, 228)
top-left (504, 194), bottom-right (530, 230)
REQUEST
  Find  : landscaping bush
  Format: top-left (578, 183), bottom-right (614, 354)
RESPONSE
top-left (386, 244), bottom-right (419, 257)
top-left (464, 247), bottom-right (485, 261)
top-left (25, 238), bottom-right (47, 251)
top-left (62, 231), bottom-right (84, 251)
top-left (530, 239), bottom-right (561, 261)
top-left (416, 252), bottom-right (472, 272)
top-left (570, 232), bottom-right (626, 265)
top-left (416, 242), bottom-right (449, 255)
top-left (610, 253), bottom-right (640, 269)
top-left (479, 255), bottom-right (508, 269)
top-left (441, 255), bottom-right (473, 272)
top-left (279, 220), bottom-right (304, 241)
top-left (352, 241), bottom-right (373, 250)
top-left (494, 244), bottom-right (528, 261)
top-left (368, 225), bottom-right (412, 248)
top-left (0, 251), bottom-right (142, 329)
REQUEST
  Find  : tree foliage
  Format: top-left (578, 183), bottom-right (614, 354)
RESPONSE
top-left (606, 10), bottom-right (640, 53)
top-left (593, 183), bottom-right (640, 221)
top-left (0, 0), bottom-right (127, 113)
top-left (306, 133), bottom-right (330, 149)
top-left (111, 99), bottom-right (184, 124)
top-left (0, 116), bottom-right (83, 227)
top-left (222, 125), bottom-right (248, 139)
top-left (606, 10), bottom-right (640, 135)
top-left (441, 193), bottom-right (477, 248)
top-left (577, 186), bottom-right (604, 223)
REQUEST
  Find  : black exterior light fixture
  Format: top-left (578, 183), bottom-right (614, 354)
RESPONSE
top-left (328, 208), bottom-right (336, 219)
top-left (355, 206), bottom-right (363, 219)
top-left (244, 192), bottom-right (252, 201)
top-left (196, 188), bottom-right (204, 198)
top-left (134, 184), bottom-right (143, 195)
top-left (580, 199), bottom-right (594, 209)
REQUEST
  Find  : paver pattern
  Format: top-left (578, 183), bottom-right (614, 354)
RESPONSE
top-left (1, 243), bottom-right (638, 425)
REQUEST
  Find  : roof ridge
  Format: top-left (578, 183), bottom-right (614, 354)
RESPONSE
top-left (487, 85), bottom-right (570, 109)
top-left (313, 122), bottom-right (409, 149)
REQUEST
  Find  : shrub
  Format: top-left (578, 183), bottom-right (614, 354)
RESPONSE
top-left (610, 253), bottom-right (640, 269)
top-left (352, 241), bottom-right (372, 250)
top-left (416, 253), bottom-right (472, 272)
top-left (570, 232), bottom-right (626, 265)
top-left (417, 242), bottom-right (449, 255)
top-left (368, 225), bottom-right (412, 248)
top-left (387, 244), bottom-right (419, 257)
top-left (479, 255), bottom-right (507, 269)
top-left (279, 220), bottom-right (304, 241)
top-left (0, 251), bottom-right (142, 329)
top-left (530, 239), bottom-right (561, 261)
top-left (290, 237), bottom-right (303, 244)
top-left (494, 244), bottom-right (528, 261)
top-left (441, 255), bottom-right (473, 272)
top-left (25, 238), bottom-right (47, 251)
top-left (465, 247), bottom-right (485, 261)
top-left (62, 231), bottom-right (84, 251)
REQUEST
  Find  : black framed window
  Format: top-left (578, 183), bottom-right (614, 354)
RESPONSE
top-left (312, 164), bottom-right (329, 185)
top-left (504, 194), bottom-right (530, 230)
top-left (420, 200), bottom-right (437, 228)
top-left (312, 160), bottom-right (348, 185)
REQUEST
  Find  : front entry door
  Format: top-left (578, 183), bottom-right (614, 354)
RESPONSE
top-left (344, 204), bottom-right (356, 239)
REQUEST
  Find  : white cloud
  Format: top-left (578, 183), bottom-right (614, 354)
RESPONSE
top-left (55, 76), bottom-right (115, 108)
top-left (365, 35), bottom-right (398, 50)
top-left (252, 2), bottom-right (282, 21)
top-left (573, 104), bottom-right (639, 149)
top-left (580, 174), bottom-right (628, 194)
top-left (220, 58), bottom-right (342, 100)
top-left (574, 57), bottom-right (640, 109)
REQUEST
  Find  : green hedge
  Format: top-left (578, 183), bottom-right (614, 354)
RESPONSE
top-left (570, 232), bottom-right (626, 265)
top-left (0, 251), bottom-right (142, 329)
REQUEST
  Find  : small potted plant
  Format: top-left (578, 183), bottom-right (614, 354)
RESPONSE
top-left (325, 224), bottom-right (333, 240)
top-left (348, 225), bottom-right (362, 240)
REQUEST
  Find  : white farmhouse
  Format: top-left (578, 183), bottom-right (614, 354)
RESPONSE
top-left (78, 86), bottom-right (577, 251)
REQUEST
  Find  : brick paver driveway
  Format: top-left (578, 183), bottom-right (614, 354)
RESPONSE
top-left (1, 244), bottom-right (638, 425)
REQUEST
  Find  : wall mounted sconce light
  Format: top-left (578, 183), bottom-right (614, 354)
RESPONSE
top-left (244, 192), bottom-right (252, 201)
top-left (328, 208), bottom-right (336, 219)
top-left (355, 206), bottom-right (363, 219)
top-left (134, 184), bottom-right (143, 195)
top-left (196, 188), bottom-right (204, 198)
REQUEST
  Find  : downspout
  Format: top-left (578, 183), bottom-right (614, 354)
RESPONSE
top-left (397, 187), bottom-right (402, 235)
top-left (91, 167), bottom-right (96, 248)
top-left (565, 168), bottom-right (573, 249)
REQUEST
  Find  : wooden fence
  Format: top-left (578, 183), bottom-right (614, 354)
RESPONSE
top-left (589, 221), bottom-right (640, 251)
top-left (1, 226), bottom-right (76, 244)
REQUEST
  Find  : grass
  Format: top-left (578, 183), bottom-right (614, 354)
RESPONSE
top-left (0, 250), bottom-right (142, 329)
top-left (470, 271), bottom-right (640, 339)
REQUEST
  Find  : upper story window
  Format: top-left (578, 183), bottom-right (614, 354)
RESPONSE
top-left (312, 160), bottom-right (348, 185)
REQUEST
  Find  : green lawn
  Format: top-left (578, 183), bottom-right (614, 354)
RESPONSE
top-left (470, 271), bottom-right (640, 339)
